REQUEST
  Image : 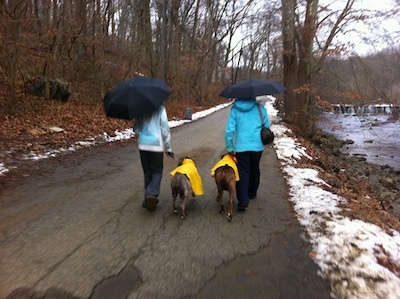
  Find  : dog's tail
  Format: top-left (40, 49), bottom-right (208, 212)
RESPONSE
top-left (220, 164), bottom-right (234, 173)
top-left (216, 164), bottom-right (238, 182)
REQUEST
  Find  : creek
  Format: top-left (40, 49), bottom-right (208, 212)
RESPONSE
top-left (318, 104), bottom-right (400, 171)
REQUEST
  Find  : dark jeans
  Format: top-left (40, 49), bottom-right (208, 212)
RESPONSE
top-left (236, 151), bottom-right (263, 207)
top-left (139, 150), bottom-right (163, 199)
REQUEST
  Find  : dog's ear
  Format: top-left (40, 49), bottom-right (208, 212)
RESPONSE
top-left (184, 156), bottom-right (195, 164)
top-left (178, 157), bottom-right (184, 166)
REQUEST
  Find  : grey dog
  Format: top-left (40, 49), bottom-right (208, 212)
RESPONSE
top-left (171, 158), bottom-right (194, 219)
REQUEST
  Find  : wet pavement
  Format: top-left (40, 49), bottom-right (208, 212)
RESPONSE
top-left (0, 106), bottom-right (331, 298)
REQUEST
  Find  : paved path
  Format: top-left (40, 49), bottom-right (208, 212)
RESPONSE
top-left (0, 106), bottom-right (331, 298)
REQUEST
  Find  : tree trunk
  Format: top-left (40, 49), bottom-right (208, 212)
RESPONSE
top-left (281, 0), bottom-right (297, 123)
top-left (160, 0), bottom-right (168, 80)
top-left (296, 0), bottom-right (319, 132)
top-left (191, 0), bottom-right (201, 51)
top-left (138, 0), bottom-right (156, 75)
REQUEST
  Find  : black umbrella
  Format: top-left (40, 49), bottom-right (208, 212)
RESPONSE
top-left (220, 79), bottom-right (286, 99)
top-left (104, 76), bottom-right (171, 120)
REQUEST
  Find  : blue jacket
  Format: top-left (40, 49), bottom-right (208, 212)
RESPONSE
top-left (134, 105), bottom-right (172, 152)
top-left (225, 98), bottom-right (271, 153)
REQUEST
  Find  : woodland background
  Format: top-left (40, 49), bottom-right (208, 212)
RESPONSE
top-left (0, 0), bottom-right (400, 158)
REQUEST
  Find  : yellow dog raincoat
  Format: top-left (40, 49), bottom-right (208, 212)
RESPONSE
top-left (170, 158), bottom-right (204, 196)
top-left (210, 154), bottom-right (239, 181)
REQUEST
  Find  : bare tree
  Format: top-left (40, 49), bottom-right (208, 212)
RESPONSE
top-left (238, 2), bottom-right (282, 80)
top-left (281, 0), bottom-right (297, 121)
top-left (0, 1), bottom-right (27, 100)
top-left (280, 0), bottom-right (361, 134)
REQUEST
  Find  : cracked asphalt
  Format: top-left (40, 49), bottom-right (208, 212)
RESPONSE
top-left (0, 106), bottom-right (331, 298)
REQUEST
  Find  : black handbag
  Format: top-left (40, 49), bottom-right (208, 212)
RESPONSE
top-left (257, 104), bottom-right (274, 145)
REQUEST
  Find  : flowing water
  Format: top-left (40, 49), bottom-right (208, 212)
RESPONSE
top-left (318, 105), bottom-right (400, 171)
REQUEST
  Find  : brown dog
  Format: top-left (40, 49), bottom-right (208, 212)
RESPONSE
top-left (211, 154), bottom-right (239, 222)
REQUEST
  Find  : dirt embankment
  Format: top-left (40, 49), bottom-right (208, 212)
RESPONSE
top-left (296, 130), bottom-right (400, 233)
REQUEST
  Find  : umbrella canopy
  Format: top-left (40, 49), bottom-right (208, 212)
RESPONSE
top-left (220, 79), bottom-right (286, 99)
top-left (104, 76), bottom-right (171, 120)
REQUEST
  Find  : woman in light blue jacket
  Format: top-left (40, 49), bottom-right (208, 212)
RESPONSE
top-left (134, 105), bottom-right (174, 211)
top-left (225, 97), bottom-right (271, 211)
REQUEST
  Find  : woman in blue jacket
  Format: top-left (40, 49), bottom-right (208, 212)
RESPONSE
top-left (225, 98), bottom-right (271, 211)
top-left (134, 105), bottom-right (174, 211)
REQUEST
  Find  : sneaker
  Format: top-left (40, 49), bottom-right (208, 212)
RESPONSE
top-left (248, 193), bottom-right (257, 200)
top-left (237, 203), bottom-right (248, 212)
top-left (143, 198), bottom-right (159, 209)
top-left (146, 196), bottom-right (158, 211)
top-left (142, 199), bottom-right (148, 209)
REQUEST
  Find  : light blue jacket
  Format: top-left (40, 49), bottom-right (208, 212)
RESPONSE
top-left (134, 105), bottom-right (172, 152)
top-left (225, 98), bottom-right (271, 153)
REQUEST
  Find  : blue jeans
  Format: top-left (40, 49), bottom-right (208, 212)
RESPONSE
top-left (236, 151), bottom-right (263, 207)
top-left (139, 150), bottom-right (163, 199)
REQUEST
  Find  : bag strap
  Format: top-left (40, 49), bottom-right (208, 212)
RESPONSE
top-left (256, 104), bottom-right (265, 126)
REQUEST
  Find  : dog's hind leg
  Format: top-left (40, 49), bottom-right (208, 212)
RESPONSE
top-left (226, 190), bottom-right (233, 221)
top-left (180, 191), bottom-right (189, 219)
top-left (172, 189), bottom-right (179, 214)
top-left (180, 177), bottom-right (192, 219)
top-left (216, 184), bottom-right (225, 214)
top-left (227, 182), bottom-right (235, 222)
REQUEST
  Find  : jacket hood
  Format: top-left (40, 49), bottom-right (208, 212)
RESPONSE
top-left (233, 98), bottom-right (256, 112)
